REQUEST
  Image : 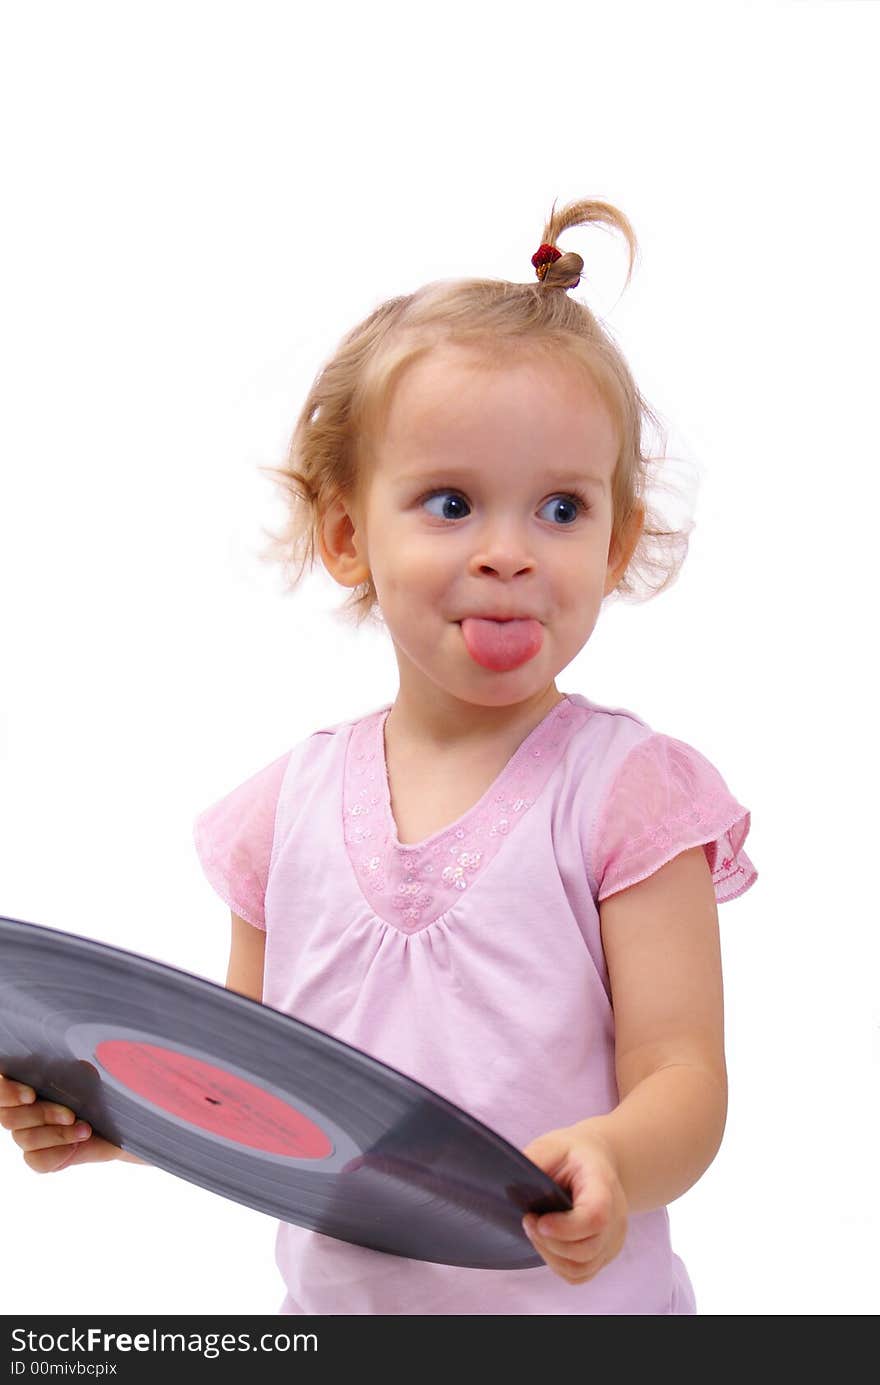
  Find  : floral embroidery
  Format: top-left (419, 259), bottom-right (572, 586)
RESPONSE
top-left (441, 850), bottom-right (482, 889)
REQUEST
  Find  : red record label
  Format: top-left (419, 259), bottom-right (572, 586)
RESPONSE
top-left (95, 1039), bottom-right (332, 1158)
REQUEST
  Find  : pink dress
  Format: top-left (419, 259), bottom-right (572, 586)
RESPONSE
top-left (193, 691), bottom-right (757, 1315)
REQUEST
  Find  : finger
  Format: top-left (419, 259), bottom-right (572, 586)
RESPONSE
top-left (526, 1224), bottom-right (601, 1266)
top-left (12, 1120), bottom-right (91, 1153)
top-left (530, 1186), bottom-right (614, 1243)
top-left (524, 1206), bottom-right (606, 1244)
top-left (0, 1077), bottom-right (37, 1108)
top-left (0, 1101), bottom-right (76, 1132)
top-left (525, 1231), bottom-right (606, 1284)
top-left (23, 1130), bottom-right (122, 1174)
top-left (22, 1142), bottom-right (89, 1175)
top-left (533, 1228), bottom-right (602, 1263)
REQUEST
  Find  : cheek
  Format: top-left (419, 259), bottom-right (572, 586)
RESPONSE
top-left (385, 536), bottom-right (450, 590)
top-left (369, 555), bottom-right (417, 609)
top-left (550, 546), bottom-right (597, 590)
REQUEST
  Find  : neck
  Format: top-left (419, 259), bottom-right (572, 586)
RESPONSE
top-left (384, 683), bottom-right (565, 756)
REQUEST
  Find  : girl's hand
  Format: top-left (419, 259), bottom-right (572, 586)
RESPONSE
top-left (521, 1121), bottom-right (628, 1284)
top-left (0, 1072), bottom-right (125, 1173)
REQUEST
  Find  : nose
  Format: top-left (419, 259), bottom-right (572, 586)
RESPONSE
top-left (467, 521), bottom-right (537, 580)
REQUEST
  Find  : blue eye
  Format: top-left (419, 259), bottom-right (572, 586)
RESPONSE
top-left (422, 491), bottom-right (471, 520)
top-left (420, 490), bottom-right (588, 525)
top-left (537, 496), bottom-right (582, 525)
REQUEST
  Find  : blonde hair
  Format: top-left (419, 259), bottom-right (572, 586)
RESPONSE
top-left (258, 197), bottom-right (693, 629)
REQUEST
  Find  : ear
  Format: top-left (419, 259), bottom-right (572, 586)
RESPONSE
top-left (604, 501), bottom-right (645, 596)
top-left (318, 494), bottom-right (371, 589)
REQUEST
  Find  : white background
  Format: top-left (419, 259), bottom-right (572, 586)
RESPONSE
top-left (1, 0), bottom-right (878, 1317)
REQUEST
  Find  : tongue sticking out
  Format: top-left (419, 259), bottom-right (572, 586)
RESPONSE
top-left (459, 618), bottom-right (544, 672)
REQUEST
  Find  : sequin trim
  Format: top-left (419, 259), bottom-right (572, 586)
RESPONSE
top-left (343, 697), bottom-right (581, 934)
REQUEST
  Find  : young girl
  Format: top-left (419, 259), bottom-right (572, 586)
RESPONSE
top-left (0, 197), bottom-right (757, 1315)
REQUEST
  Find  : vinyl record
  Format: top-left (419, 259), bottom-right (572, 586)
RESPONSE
top-left (0, 915), bottom-right (572, 1268)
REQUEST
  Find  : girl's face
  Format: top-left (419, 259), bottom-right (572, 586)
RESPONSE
top-left (322, 343), bottom-right (638, 714)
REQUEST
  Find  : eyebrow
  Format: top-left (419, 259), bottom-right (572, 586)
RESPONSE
top-left (396, 469), bottom-right (608, 490)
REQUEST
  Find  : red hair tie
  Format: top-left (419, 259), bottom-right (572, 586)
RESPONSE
top-left (531, 242), bottom-right (563, 281)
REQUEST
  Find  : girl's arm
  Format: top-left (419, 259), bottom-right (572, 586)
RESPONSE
top-left (522, 844), bottom-right (726, 1283)
top-left (225, 910), bottom-right (267, 1002)
top-left (588, 842), bottom-right (727, 1212)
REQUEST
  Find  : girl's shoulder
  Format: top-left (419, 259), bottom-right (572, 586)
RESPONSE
top-left (561, 691), bottom-right (657, 768)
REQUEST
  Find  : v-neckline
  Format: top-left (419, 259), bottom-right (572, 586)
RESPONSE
top-left (378, 695), bottom-right (572, 853)
top-left (342, 693), bottom-right (584, 933)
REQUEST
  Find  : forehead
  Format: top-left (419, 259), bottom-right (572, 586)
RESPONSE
top-left (377, 343), bottom-right (619, 474)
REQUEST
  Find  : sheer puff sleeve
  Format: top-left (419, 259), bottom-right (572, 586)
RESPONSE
top-left (593, 733), bottom-right (757, 905)
top-left (192, 751), bottom-right (291, 930)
